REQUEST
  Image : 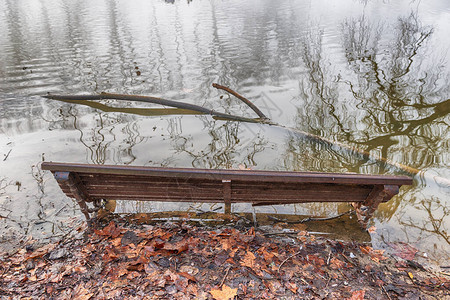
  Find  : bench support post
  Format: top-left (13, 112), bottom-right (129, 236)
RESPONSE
top-left (222, 180), bottom-right (232, 214)
top-left (353, 184), bottom-right (399, 229)
top-left (54, 171), bottom-right (92, 223)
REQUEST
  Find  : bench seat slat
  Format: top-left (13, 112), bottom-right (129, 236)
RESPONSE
top-left (62, 186), bottom-right (373, 201)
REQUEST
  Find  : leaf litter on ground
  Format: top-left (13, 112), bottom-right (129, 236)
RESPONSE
top-left (0, 214), bottom-right (449, 299)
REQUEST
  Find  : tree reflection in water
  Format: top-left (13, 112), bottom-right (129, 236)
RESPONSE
top-left (287, 10), bottom-right (449, 261)
top-left (400, 197), bottom-right (449, 245)
top-left (166, 116), bottom-right (268, 169)
top-left (46, 104), bottom-right (145, 165)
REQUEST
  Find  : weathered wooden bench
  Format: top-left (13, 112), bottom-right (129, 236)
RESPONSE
top-left (41, 162), bottom-right (413, 229)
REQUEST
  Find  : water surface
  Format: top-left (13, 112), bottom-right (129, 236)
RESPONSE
top-left (0, 0), bottom-right (449, 264)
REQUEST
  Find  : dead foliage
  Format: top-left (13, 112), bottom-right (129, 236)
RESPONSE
top-left (0, 218), bottom-right (448, 299)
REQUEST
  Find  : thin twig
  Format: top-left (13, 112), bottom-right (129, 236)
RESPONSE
top-left (278, 250), bottom-right (303, 274)
top-left (212, 83), bottom-right (269, 120)
top-left (340, 253), bottom-right (357, 267)
top-left (220, 266), bottom-right (231, 287)
top-left (264, 231), bottom-right (297, 237)
top-left (231, 212), bottom-right (252, 224)
top-left (326, 251), bottom-right (332, 265)
top-left (268, 210), bottom-right (355, 224)
top-left (264, 231), bottom-right (331, 236)
top-left (381, 284), bottom-right (393, 300)
top-left (3, 149), bottom-right (12, 161)
top-left (194, 206), bottom-right (222, 216)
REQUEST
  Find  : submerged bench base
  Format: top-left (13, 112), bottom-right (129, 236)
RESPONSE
top-left (41, 162), bottom-right (413, 229)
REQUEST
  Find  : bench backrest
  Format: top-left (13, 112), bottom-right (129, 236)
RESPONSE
top-left (41, 162), bottom-right (412, 205)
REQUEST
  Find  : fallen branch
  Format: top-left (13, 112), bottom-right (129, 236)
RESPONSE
top-left (43, 93), bottom-right (259, 123)
top-left (212, 83), bottom-right (269, 120)
top-left (268, 210), bottom-right (355, 224)
top-left (56, 98), bottom-right (201, 117)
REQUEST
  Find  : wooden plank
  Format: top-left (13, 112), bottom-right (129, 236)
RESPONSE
top-left (79, 190), bottom-right (370, 201)
top-left (83, 195), bottom-right (365, 203)
top-left (75, 184), bottom-right (370, 198)
top-left (42, 162), bottom-right (413, 185)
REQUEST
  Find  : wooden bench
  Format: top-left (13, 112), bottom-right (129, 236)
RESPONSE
top-left (41, 162), bottom-right (413, 229)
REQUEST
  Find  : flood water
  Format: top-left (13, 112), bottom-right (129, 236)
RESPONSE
top-left (0, 0), bottom-right (449, 265)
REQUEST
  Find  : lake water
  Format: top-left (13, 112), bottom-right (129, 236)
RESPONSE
top-left (0, 0), bottom-right (449, 265)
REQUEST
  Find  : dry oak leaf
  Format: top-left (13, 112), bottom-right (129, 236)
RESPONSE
top-left (210, 285), bottom-right (238, 300)
top-left (240, 251), bottom-right (256, 268)
top-left (94, 221), bottom-right (121, 238)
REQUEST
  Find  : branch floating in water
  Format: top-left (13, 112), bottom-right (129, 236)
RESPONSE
top-left (43, 93), bottom-right (259, 123)
top-left (212, 83), bottom-right (269, 120)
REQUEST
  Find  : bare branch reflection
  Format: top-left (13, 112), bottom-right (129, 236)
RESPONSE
top-left (43, 104), bottom-right (145, 165)
top-left (167, 116), bottom-right (268, 169)
top-left (290, 11), bottom-right (449, 175)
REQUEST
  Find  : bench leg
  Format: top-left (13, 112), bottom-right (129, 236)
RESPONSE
top-left (222, 180), bottom-right (232, 214)
top-left (55, 172), bottom-right (92, 224)
top-left (353, 185), bottom-right (399, 229)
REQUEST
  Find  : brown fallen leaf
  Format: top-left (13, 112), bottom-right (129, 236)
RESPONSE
top-left (360, 246), bottom-right (386, 262)
top-left (388, 242), bottom-right (418, 261)
top-left (348, 290), bottom-right (365, 300)
top-left (210, 284), bottom-right (238, 300)
top-left (330, 257), bottom-right (345, 269)
top-left (178, 271), bottom-right (197, 282)
top-left (94, 221), bottom-right (121, 238)
top-left (367, 226), bottom-right (377, 233)
top-left (240, 251), bottom-right (256, 268)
